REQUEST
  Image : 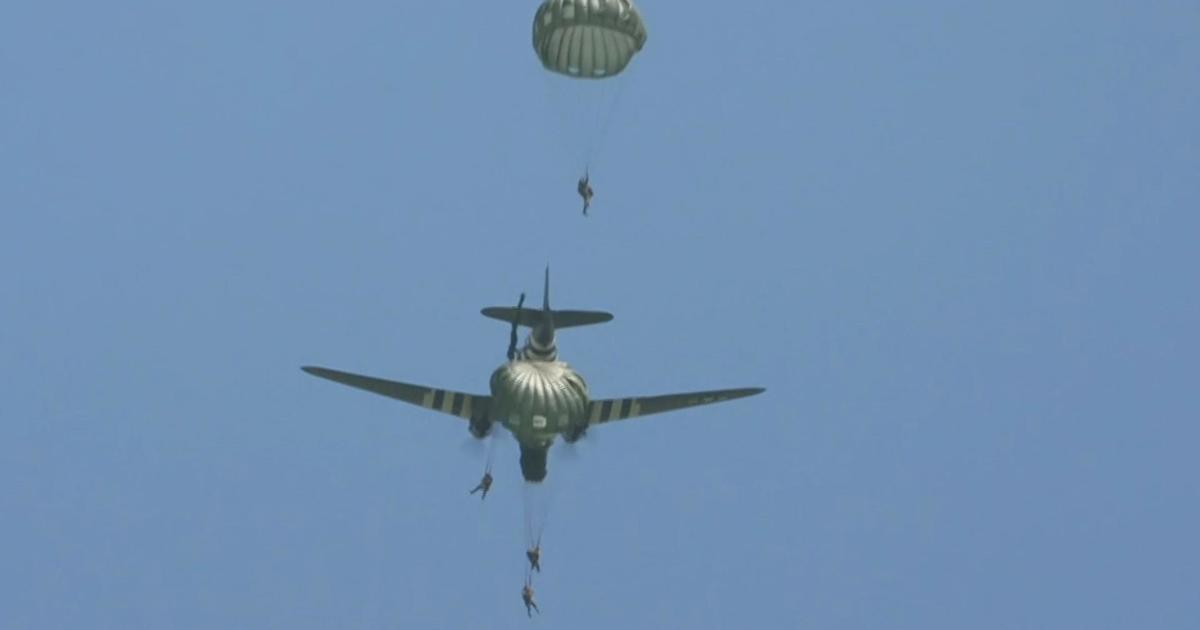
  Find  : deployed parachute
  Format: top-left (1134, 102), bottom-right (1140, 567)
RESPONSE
top-left (532, 1), bottom-right (648, 206)
top-left (533, 0), bottom-right (648, 79)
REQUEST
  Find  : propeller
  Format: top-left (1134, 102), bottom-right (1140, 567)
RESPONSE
top-left (560, 425), bottom-right (598, 459)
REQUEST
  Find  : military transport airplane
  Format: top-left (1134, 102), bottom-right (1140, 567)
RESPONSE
top-left (301, 269), bottom-right (765, 483)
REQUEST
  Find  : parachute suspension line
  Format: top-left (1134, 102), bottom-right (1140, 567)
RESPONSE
top-left (533, 529), bottom-right (548, 565)
top-left (538, 72), bottom-right (627, 180)
top-left (583, 74), bottom-right (630, 174)
top-left (523, 483), bottom-right (536, 549)
top-left (530, 512), bottom-right (548, 551)
top-left (484, 431), bottom-right (498, 474)
top-left (522, 479), bottom-right (554, 551)
top-left (540, 74), bottom-right (589, 177)
top-left (507, 293), bottom-right (526, 362)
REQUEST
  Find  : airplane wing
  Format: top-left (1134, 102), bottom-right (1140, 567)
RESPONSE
top-left (301, 366), bottom-right (490, 421)
top-left (586, 387), bottom-right (765, 425)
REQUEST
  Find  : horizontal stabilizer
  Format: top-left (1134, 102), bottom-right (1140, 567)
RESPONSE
top-left (481, 307), bottom-right (613, 329)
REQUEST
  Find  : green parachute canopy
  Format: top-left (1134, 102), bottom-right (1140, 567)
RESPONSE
top-left (533, 0), bottom-right (648, 79)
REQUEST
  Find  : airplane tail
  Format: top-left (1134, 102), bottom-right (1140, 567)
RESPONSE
top-left (481, 267), bottom-right (613, 330)
top-left (533, 267), bottom-right (555, 349)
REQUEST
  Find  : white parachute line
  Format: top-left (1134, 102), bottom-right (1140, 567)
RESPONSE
top-left (536, 525), bottom-right (548, 550)
top-left (521, 478), bottom-right (556, 550)
top-left (539, 72), bottom-right (630, 182)
top-left (522, 482), bottom-right (536, 548)
top-left (584, 74), bottom-right (630, 172)
top-left (484, 432), bottom-right (497, 474)
top-left (539, 73), bottom-right (587, 176)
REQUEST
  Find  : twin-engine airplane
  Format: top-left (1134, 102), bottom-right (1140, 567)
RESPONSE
top-left (302, 269), bottom-right (765, 483)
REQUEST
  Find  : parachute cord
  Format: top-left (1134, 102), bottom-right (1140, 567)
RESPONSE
top-left (540, 74), bottom-right (587, 177)
top-left (539, 71), bottom-right (629, 181)
top-left (585, 75), bottom-right (629, 170)
top-left (533, 505), bottom-right (548, 546)
top-left (524, 503), bottom-right (536, 551)
top-left (522, 480), bottom-right (553, 550)
top-left (484, 432), bottom-right (496, 474)
top-left (522, 483), bottom-right (534, 548)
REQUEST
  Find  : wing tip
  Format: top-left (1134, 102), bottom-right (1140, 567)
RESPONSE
top-left (301, 365), bottom-right (336, 379)
top-left (726, 387), bottom-right (766, 400)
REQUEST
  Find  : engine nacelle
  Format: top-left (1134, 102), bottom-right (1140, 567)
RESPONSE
top-left (562, 423), bottom-right (587, 444)
top-left (469, 414), bottom-right (493, 439)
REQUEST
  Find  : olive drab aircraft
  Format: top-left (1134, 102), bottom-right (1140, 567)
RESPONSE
top-left (301, 2), bottom-right (754, 614)
top-left (302, 268), bottom-right (765, 484)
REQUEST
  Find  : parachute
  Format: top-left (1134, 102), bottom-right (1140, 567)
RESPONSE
top-left (533, 0), bottom-right (648, 79)
top-left (532, 1), bottom-right (649, 204)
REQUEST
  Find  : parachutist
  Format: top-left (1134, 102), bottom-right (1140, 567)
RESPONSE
top-left (522, 582), bottom-right (540, 617)
top-left (526, 545), bottom-right (541, 573)
top-left (578, 173), bottom-right (593, 216)
top-left (507, 293), bottom-right (526, 361)
top-left (469, 471), bottom-right (493, 499)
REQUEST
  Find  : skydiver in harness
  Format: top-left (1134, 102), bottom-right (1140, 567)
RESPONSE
top-left (507, 293), bottom-right (526, 362)
top-left (577, 172), bottom-right (594, 216)
top-left (469, 471), bottom-right (493, 499)
top-left (526, 543), bottom-right (542, 573)
top-left (522, 581), bottom-right (540, 617)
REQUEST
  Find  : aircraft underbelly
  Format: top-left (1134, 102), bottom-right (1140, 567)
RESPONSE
top-left (490, 361), bottom-right (588, 439)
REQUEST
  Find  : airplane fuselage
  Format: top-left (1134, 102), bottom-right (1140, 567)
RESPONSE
top-left (487, 357), bottom-right (591, 482)
top-left (490, 359), bottom-right (589, 444)
top-left (302, 267), bottom-right (765, 484)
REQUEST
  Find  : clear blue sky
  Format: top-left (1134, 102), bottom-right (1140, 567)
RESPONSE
top-left (2, 2), bottom-right (1197, 628)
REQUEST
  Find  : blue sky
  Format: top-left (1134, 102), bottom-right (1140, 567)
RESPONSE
top-left (2, 1), bottom-right (1197, 628)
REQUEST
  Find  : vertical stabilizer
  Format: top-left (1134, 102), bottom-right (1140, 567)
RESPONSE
top-left (531, 266), bottom-right (555, 351)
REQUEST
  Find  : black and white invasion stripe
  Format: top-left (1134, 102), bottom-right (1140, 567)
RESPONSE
top-left (521, 333), bottom-right (558, 362)
top-left (588, 397), bottom-right (641, 424)
top-left (417, 388), bottom-right (486, 420)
